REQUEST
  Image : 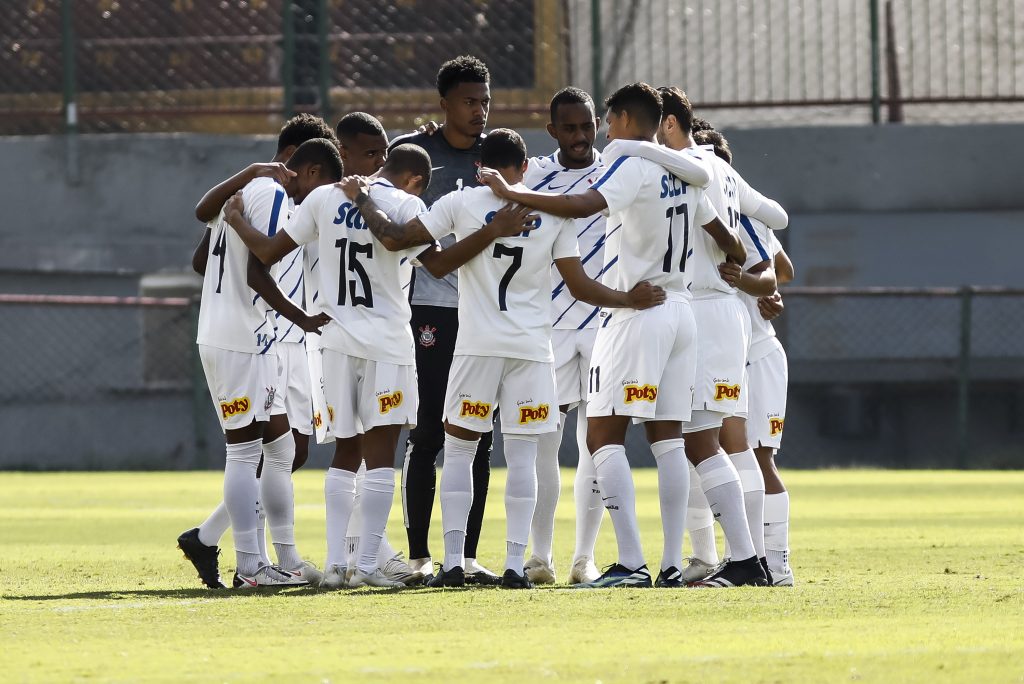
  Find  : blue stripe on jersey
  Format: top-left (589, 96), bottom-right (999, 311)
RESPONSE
top-left (551, 254), bottom-right (620, 326)
top-left (311, 257), bottom-right (320, 270)
top-left (530, 169), bottom-right (561, 191)
top-left (739, 214), bottom-right (770, 261)
top-left (578, 215), bottom-right (602, 238)
top-left (562, 172), bottom-right (596, 194)
top-left (601, 313), bottom-right (614, 327)
top-left (258, 336), bottom-right (275, 355)
top-left (268, 189), bottom-right (285, 236)
top-left (550, 223), bottom-right (621, 301)
top-left (287, 272), bottom-right (303, 299)
top-left (577, 306), bottom-right (600, 329)
top-left (278, 249), bottom-right (301, 282)
top-left (591, 155), bottom-right (629, 191)
top-left (254, 319), bottom-right (268, 333)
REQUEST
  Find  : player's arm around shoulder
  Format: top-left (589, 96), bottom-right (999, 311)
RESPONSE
top-left (721, 214), bottom-right (776, 296)
top-left (223, 190), bottom-right (300, 266)
top-left (553, 256), bottom-right (666, 310)
top-left (477, 167), bottom-right (607, 219)
top-left (340, 176), bottom-right (433, 251)
top-left (416, 202), bottom-right (541, 278)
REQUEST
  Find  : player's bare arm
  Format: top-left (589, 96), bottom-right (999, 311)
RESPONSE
top-left (554, 257), bottom-right (666, 309)
top-left (417, 204), bottom-right (540, 278)
top-left (758, 293), bottom-right (785, 321)
top-left (339, 176), bottom-right (434, 250)
top-left (223, 192), bottom-right (300, 266)
top-left (245, 252), bottom-right (330, 334)
top-left (720, 259), bottom-right (777, 297)
top-left (775, 244), bottom-right (795, 284)
top-left (191, 228), bottom-right (211, 276)
top-left (477, 167), bottom-right (607, 218)
top-left (194, 163), bottom-right (296, 222)
top-left (701, 215), bottom-right (746, 263)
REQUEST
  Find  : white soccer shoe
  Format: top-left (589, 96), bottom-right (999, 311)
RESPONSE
top-left (284, 560), bottom-right (324, 586)
top-left (348, 568), bottom-right (406, 588)
top-left (769, 566), bottom-right (794, 587)
top-left (524, 555), bottom-right (556, 584)
top-left (380, 553), bottom-right (425, 586)
top-left (680, 557), bottom-right (719, 584)
top-left (319, 564), bottom-right (348, 590)
top-left (568, 556), bottom-right (600, 585)
top-left (233, 565), bottom-right (306, 589)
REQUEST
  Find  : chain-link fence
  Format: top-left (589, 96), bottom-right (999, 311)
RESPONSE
top-left (4, 0), bottom-right (1024, 135)
top-left (1, 288), bottom-right (1022, 469)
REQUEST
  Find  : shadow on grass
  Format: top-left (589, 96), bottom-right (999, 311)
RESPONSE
top-left (2, 584), bottom-right (485, 602)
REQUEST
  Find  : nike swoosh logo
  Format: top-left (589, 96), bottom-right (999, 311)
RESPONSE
top-left (241, 577), bottom-right (257, 587)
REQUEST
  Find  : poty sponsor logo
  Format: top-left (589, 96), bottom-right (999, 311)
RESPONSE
top-left (517, 404), bottom-right (550, 424)
top-left (714, 383), bottom-right (741, 401)
top-left (313, 411), bottom-right (323, 429)
top-left (327, 405), bottom-right (335, 422)
top-left (770, 418), bottom-right (785, 436)
top-left (378, 391), bottom-right (403, 415)
top-left (623, 384), bottom-right (658, 404)
top-left (460, 400), bottom-right (492, 419)
top-left (220, 397), bottom-right (251, 419)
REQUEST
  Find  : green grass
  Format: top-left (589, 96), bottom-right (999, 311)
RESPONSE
top-left (2, 470), bottom-right (1022, 683)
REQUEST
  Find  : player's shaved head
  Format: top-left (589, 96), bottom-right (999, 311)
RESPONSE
top-left (277, 113), bottom-right (338, 154)
top-left (335, 112), bottom-right (386, 145)
top-left (335, 112), bottom-right (388, 175)
top-left (604, 82), bottom-right (662, 138)
top-left (550, 87), bottom-right (595, 123)
top-left (694, 128), bottom-right (733, 164)
top-left (657, 86), bottom-right (694, 135)
top-left (481, 128), bottom-right (527, 170)
top-left (547, 87), bottom-right (599, 168)
top-left (382, 143), bottom-right (433, 195)
top-left (437, 55), bottom-right (490, 97)
top-left (287, 138), bottom-right (343, 185)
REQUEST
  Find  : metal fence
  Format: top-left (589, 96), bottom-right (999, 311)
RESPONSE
top-left (1, 288), bottom-right (1022, 469)
top-left (3, 0), bottom-right (1024, 135)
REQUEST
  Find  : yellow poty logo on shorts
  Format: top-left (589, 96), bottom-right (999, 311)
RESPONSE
top-left (460, 400), bottom-right (492, 419)
top-left (517, 404), bottom-right (550, 424)
top-left (220, 397), bottom-right (251, 419)
top-left (714, 383), bottom-right (741, 401)
top-left (623, 384), bottom-right (658, 403)
top-left (770, 417), bottom-right (785, 436)
top-left (378, 391), bottom-right (403, 414)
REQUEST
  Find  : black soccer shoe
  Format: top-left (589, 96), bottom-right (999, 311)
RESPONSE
top-left (500, 569), bottom-right (533, 589)
top-left (760, 557), bottom-right (774, 587)
top-left (177, 527), bottom-right (227, 589)
top-left (427, 565), bottom-right (466, 588)
top-left (655, 566), bottom-right (686, 588)
top-left (465, 569), bottom-right (502, 586)
top-left (692, 555), bottom-right (769, 588)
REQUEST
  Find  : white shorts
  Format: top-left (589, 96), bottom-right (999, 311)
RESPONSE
top-left (552, 327), bottom-right (598, 408)
top-left (690, 296), bottom-right (751, 417)
top-left (322, 349), bottom-right (418, 439)
top-left (587, 299), bottom-right (696, 423)
top-left (745, 346), bottom-right (789, 450)
top-left (276, 342), bottom-right (313, 436)
top-left (307, 347), bottom-right (332, 444)
top-left (444, 355), bottom-right (558, 435)
top-left (199, 344), bottom-right (285, 432)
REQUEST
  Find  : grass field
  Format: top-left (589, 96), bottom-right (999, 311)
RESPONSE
top-left (2, 469), bottom-right (1022, 683)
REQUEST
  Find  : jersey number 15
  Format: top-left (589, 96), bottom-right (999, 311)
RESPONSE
top-left (335, 238), bottom-right (373, 307)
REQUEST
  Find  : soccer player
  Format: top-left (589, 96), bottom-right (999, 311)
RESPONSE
top-left (196, 138), bottom-right (340, 587)
top-left (224, 143), bottom-right (435, 588)
top-left (178, 114), bottom-right (337, 589)
top-left (390, 55), bottom-right (499, 583)
top-left (520, 87), bottom-right (608, 585)
top-left (342, 128), bottom-right (665, 588)
top-left (478, 84), bottom-right (747, 589)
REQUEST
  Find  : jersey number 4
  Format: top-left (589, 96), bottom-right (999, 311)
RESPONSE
top-left (662, 202), bottom-right (690, 274)
top-left (492, 243), bottom-right (522, 311)
top-left (335, 238), bottom-right (373, 307)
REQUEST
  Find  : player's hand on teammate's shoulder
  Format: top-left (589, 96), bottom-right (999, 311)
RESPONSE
top-left (299, 311), bottom-right (332, 334)
top-left (488, 203), bottom-right (539, 238)
top-left (477, 167), bottom-right (513, 198)
top-left (718, 261), bottom-right (743, 287)
top-left (626, 280), bottom-right (667, 310)
top-left (416, 120), bottom-right (440, 135)
top-left (758, 292), bottom-right (784, 321)
top-left (337, 175), bottom-right (371, 201)
top-left (224, 191), bottom-right (245, 225)
top-left (248, 162), bottom-right (296, 186)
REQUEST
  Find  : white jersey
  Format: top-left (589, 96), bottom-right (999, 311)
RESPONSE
top-left (302, 240), bottom-right (322, 352)
top-left (524, 151), bottom-right (608, 330)
top-left (197, 177), bottom-right (288, 355)
top-left (285, 179), bottom-right (426, 366)
top-left (271, 240), bottom-right (307, 345)
top-left (591, 143), bottom-right (717, 312)
top-left (419, 185), bottom-right (579, 362)
top-left (739, 214), bottom-right (784, 362)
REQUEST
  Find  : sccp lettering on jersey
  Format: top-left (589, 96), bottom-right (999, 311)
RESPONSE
top-left (517, 404), bottom-right (550, 424)
top-left (485, 209), bottom-right (540, 238)
top-left (333, 202), bottom-right (367, 230)
top-left (220, 397), bottom-right (251, 419)
top-left (378, 390), bottom-right (404, 415)
top-left (660, 175), bottom-right (688, 198)
top-left (714, 383), bottom-right (741, 401)
top-left (623, 384), bottom-right (658, 403)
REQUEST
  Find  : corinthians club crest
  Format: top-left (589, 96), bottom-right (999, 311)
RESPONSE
top-left (418, 325), bottom-right (437, 348)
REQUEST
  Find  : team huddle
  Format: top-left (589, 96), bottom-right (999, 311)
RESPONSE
top-left (177, 55), bottom-right (795, 591)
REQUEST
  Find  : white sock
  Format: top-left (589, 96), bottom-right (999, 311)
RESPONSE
top-left (593, 444), bottom-right (644, 570)
top-left (356, 468), bottom-right (395, 573)
top-left (260, 432), bottom-right (301, 569)
top-left (696, 453), bottom-right (756, 561)
top-left (573, 405), bottom-right (603, 560)
top-left (764, 491), bottom-right (791, 573)
top-left (730, 448), bottom-right (766, 558)
top-left (504, 435), bottom-right (539, 572)
top-left (197, 502), bottom-right (230, 547)
top-left (652, 439), bottom-right (688, 572)
top-left (439, 433), bottom-right (478, 570)
top-left (377, 532), bottom-right (398, 565)
top-left (346, 461), bottom-right (366, 568)
top-left (255, 489), bottom-right (271, 566)
top-left (530, 415), bottom-right (564, 565)
top-left (223, 438), bottom-right (263, 576)
top-left (324, 467), bottom-right (356, 567)
top-left (686, 462), bottom-right (719, 564)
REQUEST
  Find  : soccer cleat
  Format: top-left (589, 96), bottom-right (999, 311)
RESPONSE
top-left (680, 557), bottom-right (719, 584)
top-left (177, 527), bottom-right (227, 589)
top-left (319, 564), bottom-right (348, 590)
top-left (523, 555), bottom-right (556, 585)
top-left (576, 563), bottom-right (652, 589)
top-left (568, 556), bottom-right (601, 585)
top-left (759, 557), bottom-right (774, 587)
top-left (769, 566), bottom-right (794, 587)
top-left (692, 556), bottom-right (769, 588)
top-left (427, 565), bottom-right (466, 588)
top-left (284, 560), bottom-right (323, 586)
top-left (232, 564), bottom-right (305, 589)
top-left (501, 568), bottom-right (533, 589)
top-left (380, 553), bottom-right (425, 586)
top-left (348, 568), bottom-right (406, 588)
top-left (464, 558), bottom-right (501, 586)
top-left (655, 566), bottom-right (685, 588)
